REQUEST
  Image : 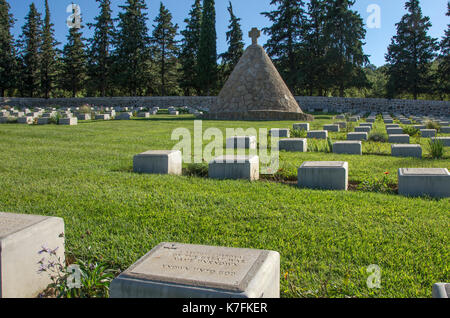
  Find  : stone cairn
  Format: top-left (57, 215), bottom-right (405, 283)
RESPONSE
top-left (204, 28), bottom-right (313, 121)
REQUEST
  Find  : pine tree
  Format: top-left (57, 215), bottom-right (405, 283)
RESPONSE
top-left (219, 1), bottom-right (244, 82)
top-left (179, 0), bottom-right (202, 96)
top-left (301, 0), bottom-right (327, 96)
top-left (437, 2), bottom-right (450, 98)
top-left (321, 0), bottom-right (369, 96)
top-left (113, 0), bottom-right (151, 96)
top-left (40, 0), bottom-right (58, 99)
top-left (197, 0), bottom-right (218, 95)
top-left (385, 0), bottom-right (439, 99)
top-left (19, 3), bottom-right (42, 98)
top-left (87, 0), bottom-right (115, 97)
top-left (151, 2), bottom-right (179, 96)
top-left (0, 0), bottom-right (16, 97)
top-left (261, 0), bottom-right (306, 93)
top-left (60, 16), bottom-right (87, 97)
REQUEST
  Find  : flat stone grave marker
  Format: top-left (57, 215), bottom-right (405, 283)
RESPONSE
top-left (398, 168), bottom-right (450, 198)
top-left (0, 212), bottom-right (65, 298)
top-left (110, 242), bottom-right (280, 298)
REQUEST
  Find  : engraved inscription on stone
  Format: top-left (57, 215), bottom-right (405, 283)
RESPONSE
top-left (128, 243), bottom-right (265, 292)
top-left (0, 212), bottom-right (47, 238)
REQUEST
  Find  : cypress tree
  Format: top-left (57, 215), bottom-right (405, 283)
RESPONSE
top-left (87, 0), bottom-right (115, 97)
top-left (113, 0), bottom-right (151, 96)
top-left (60, 15), bottom-right (87, 97)
top-left (261, 0), bottom-right (306, 93)
top-left (40, 0), bottom-right (58, 99)
top-left (19, 3), bottom-right (42, 98)
top-left (0, 0), bottom-right (16, 97)
top-left (197, 0), bottom-right (218, 95)
top-left (179, 0), bottom-right (202, 96)
top-left (301, 0), bottom-right (327, 96)
top-left (151, 2), bottom-right (179, 96)
top-left (321, 0), bottom-right (369, 96)
top-left (219, 1), bottom-right (244, 82)
top-left (385, 0), bottom-right (439, 99)
top-left (437, 2), bottom-right (450, 98)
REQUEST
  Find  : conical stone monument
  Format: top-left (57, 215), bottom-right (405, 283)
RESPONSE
top-left (204, 28), bottom-right (313, 121)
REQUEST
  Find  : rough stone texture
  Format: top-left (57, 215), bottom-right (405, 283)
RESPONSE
top-left (432, 283), bottom-right (449, 298)
top-left (95, 114), bottom-right (110, 120)
top-left (333, 141), bottom-right (362, 155)
top-left (133, 150), bottom-right (182, 175)
top-left (37, 117), bottom-right (49, 125)
top-left (279, 138), bottom-right (307, 152)
top-left (77, 113), bottom-right (91, 120)
top-left (2, 96), bottom-right (449, 117)
top-left (226, 136), bottom-right (257, 150)
top-left (298, 161), bottom-right (348, 190)
top-left (17, 117), bottom-right (33, 124)
top-left (109, 242), bottom-right (280, 298)
top-left (209, 155), bottom-right (259, 181)
top-left (391, 144), bottom-right (422, 158)
top-left (0, 212), bottom-right (65, 298)
top-left (204, 42), bottom-right (312, 121)
top-left (398, 168), bottom-right (450, 198)
top-left (307, 130), bottom-right (328, 139)
top-left (347, 132), bottom-right (368, 141)
top-left (293, 123), bottom-right (309, 131)
top-left (388, 134), bottom-right (410, 144)
top-left (387, 127), bottom-right (403, 135)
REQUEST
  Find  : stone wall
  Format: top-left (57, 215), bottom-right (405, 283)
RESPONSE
top-left (1, 96), bottom-right (449, 116)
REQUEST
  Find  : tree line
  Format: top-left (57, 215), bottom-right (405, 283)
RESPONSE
top-left (0, 0), bottom-right (448, 100)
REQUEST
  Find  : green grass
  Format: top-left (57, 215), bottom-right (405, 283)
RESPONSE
top-left (0, 115), bottom-right (449, 298)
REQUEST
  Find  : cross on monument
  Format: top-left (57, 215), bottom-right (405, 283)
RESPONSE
top-left (249, 27), bottom-right (261, 45)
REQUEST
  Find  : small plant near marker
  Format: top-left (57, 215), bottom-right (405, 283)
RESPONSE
top-left (425, 121), bottom-right (441, 132)
top-left (427, 139), bottom-right (444, 159)
top-left (357, 172), bottom-right (395, 194)
top-left (368, 132), bottom-right (388, 142)
top-left (402, 126), bottom-right (419, 137)
top-left (185, 163), bottom-right (209, 177)
top-left (291, 128), bottom-right (307, 138)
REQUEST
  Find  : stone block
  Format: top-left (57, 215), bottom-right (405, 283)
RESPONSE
top-left (398, 168), bottom-right (450, 198)
top-left (441, 126), bottom-right (450, 133)
top-left (355, 126), bottom-right (371, 133)
top-left (226, 136), bottom-right (257, 150)
top-left (420, 129), bottom-right (436, 138)
top-left (209, 155), bottom-right (259, 181)
top-left (133, 150), bottom-right (182, 175)
top-left (387, 127), bottom-right (403, 134)
top-left (385, 124), bottom-right (400, 129)
top-left (279, 138), bottom-right (307, 152)
top-left (336, 122), bottom-right (347, 129)
top-left (138, 112), bottom-right (150, 118)
top-left (116, 112), bottom-right (132, 120)
top-left (298, 161), bottom-right (348, 191)
top-left (388, 134), bottom-right (410, 144)
top-left (0, 212), bottom-right (65, 298)
top-left (391, 144), bottom-right (422, 158)
top-left (347, 132), bottom-right (368, 141)
top-left (431, 137), bottom-right (450, 147)
top-left (360, 123), bottom-right (373, 128)
top-left (95, 114), bottom-right (110, 120)
top-left (307, 130), bottom-right (328, 139)
top-left (269, 129), bottom-right (290, 138)
top-left (17, 117), bottom-right (34, 124)
top-left (432, 283), bottom-right (449, 298)
top-left (293, 123), bottom-right (309, 131)
top-left (384, 119), bottom-right (393, 124)
top-left (110, 242), bottom-right (280, 298)
top-left (58, 117), bottom-right (77, 125)
top-left (77, 113), bottom-right (91, 121)
top-left (333, 141), bottom-right (362, 155)
top-left (37, 117), bottom-right (50, 125)
top-left (169, 111), bottom-right (179, 115)
top-left (323, 124), bottom-right (339, 132)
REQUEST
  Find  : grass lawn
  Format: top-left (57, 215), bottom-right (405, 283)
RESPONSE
top-left (0, 115), bottom-right (449, 298)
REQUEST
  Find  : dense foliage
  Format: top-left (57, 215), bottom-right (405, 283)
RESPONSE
top-left (0, 0), bottom-right (448, 100)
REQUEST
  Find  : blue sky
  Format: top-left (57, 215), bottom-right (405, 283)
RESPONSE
top-left (8, 0), bottom-right (450, 67)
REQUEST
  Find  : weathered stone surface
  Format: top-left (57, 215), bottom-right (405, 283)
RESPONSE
top-left (110, 242), bottom-right (280, 298)
top-left (432, 283), bottom-right (450, 298)
top-left (133, 150), bottom-right (182, 175)
top-left (333, 141), bottom-right (362, 155)
top-left (307, 130), bottom-right (328, 139)
top-left (279, 138), bottom-right (307, 152)
top-left (420, 129), bottom-right (436, 138)
top-left (209, 155), bottom-right (259, 181)
top-left (347, 132), bottom-right (368, 141)
top-left (269, 129), bottom-right (290, 138)
top-left (391, 144), bottom-right (422, 158)
top-left (205, 30), bottom-right (312, 121)
top-left (388, 134), bottom-right (410, 144)
top-left (323, 124), bottom-right (339, 132)
top-left (293, 123), bottom-right (309, 131)
top-left (0, 212), bottom-right (65, 298)
top-left (431, 137), bottom-right (450, 147)
top-left (355, 126), bottom-right (371, 133)
top-left (226, 136), bottom-right (257, 150)
top-left (298, 161), bottom-right (348, 190)
top-left (58, 117), bottom-right (77, 125)
top-left (398, 168), bottom-right (450, 198)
